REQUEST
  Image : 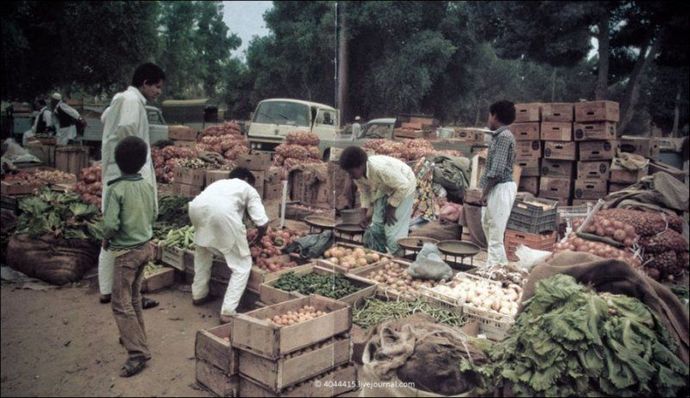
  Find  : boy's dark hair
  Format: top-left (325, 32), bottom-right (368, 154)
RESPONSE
top-left (132, 63), bottom-right (165, 87)
top-left (229, 167), bottom-right (256, 185)
top-left (489, 100), bottom-right (516, 125)
top-left (115, 136), bottom-right (148, 174)
top-left (339, 146), bottom-right (368, 170)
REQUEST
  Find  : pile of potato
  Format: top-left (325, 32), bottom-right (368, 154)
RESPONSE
top-left (364, 258), bottom-right (440, 299)
top-left (268, 306), bottom-right (327, 327)
top-left (323, 245), bottom-right (382, 270)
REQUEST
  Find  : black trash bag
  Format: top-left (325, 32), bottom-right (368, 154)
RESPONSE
top-left (283, 230), bottom-right (335, 260)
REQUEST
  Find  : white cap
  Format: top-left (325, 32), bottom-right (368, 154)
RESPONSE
top-left (51, 92), bottom-right (62, 101)
top-left (355, 116), bottom-right (361, 121)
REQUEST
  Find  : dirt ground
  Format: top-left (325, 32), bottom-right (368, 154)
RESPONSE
top-left (1, 279), bottom-right (221, 397)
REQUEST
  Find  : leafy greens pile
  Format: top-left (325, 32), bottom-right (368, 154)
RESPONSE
top-left (153, 195), bottom-right (192, 241)
top-left (489, 274), bottom-right (688, 397)
top-left (16, 188), bottom-right (103, 241)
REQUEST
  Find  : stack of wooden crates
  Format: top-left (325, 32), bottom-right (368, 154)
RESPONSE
top-left (195, 295), bottom-right (358, 397)
top-left (511, 101), bottom-right (621, 206)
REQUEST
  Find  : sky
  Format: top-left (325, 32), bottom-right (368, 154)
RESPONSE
top-left (222, 1), bottom-right (272, 60)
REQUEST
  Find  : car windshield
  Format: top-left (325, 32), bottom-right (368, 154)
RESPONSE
top-left (254, 101), bottom-right (310, 127)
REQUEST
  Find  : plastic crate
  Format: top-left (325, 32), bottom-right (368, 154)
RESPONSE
top-left (505, 230), bottom-right (558, 261)
top-left (507, 198), bottom-right (558, 233)
top-left (462, 303), bottom-right (515, 341)
top-left (419, 286), bottom-right (464, 316)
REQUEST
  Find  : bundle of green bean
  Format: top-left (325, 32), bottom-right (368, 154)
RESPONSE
top-left (161, 225), bottom-right (195, 249)
top-left (353, 298), bottom-right (466, 329)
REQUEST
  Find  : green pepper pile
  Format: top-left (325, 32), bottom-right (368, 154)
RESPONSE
top-left (273, 272), bottom-right (360, 300)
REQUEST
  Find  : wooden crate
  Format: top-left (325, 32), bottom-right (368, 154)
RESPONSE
top-left (264, 184), bottom-right (282, 201)
top-left (516, 159), bottom-right (540, 177)
top-left (540, 122), bottom-right (573, 141)
top-left (543, 141), bottom-right (577, 161)
top-left (574, 100), bottom-right (620, 122)
top-left (509, 122), bottom-right (540, 141)
top-left (610, 163), bottom-right (648, 184)
top-left (515, 140), bottom-right (542, 161)
top-left (238, 153), bottom-right (273, 171)
top-left (539, 177), bottom-right (572, 199)
top-left (349, 258), bottom-right (439, 301)
top-left (196, 359), bottom-right (239, 397)
top-left (574, 179), bottom-right (608, 200)
top-left (141, 267), bottom-right (175, 293)
top-left (514, 103), bottom-right (541, 122)
top-left (573, 122), bottom-right (617, 141)
top-left (541, 103), bottom-right (573, 122)
top-left (247, 255), bottom-right (311, 294)
top-left (231, 295), bottom-right (351, 360)
top-left (172, 182), bottom-right (202, 198)
top-left (608, 183), bottom-right (629, 193)
top-left (168, 125), bottom-right (198, 141)
top-left (238, 335), bottom-right (351, 392)
top-left (173, 166), bottom-right (205, 187)
top-left (161, 246), bottom-right (186, 271)
top-left (239, 364), bottom-right (357, 397)
top-left (579, 140), bottom-right (618, 161)
top-left (196, 323), bottom-right (239, 375)
top-left (0, 181), bottom-right (41, 196)
top-left (316, 243), bottom-right (389, 274)
top-left (55, 146), bottom-right (89, 176)
top-left (541, 159), bottom-right (574, 178)
top-left (205, 169), bottom-right (231, 186)
top-left (518, 176), bottom-right (539, 195)
top-left (259, 264), bottom-right (376, 306)
top-left (577, 161), bottom-right (610, 180)
top-left (619, 136), bottom-right (659, 158)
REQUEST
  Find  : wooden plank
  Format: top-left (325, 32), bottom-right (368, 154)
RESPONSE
top-left (195, 324), bottom-right (239, 375)
top-left (231, 295), bottom-right (351, 360)
top-left (141, 267), bottom-right (175, 293)
top-left (161, 246), bottom-right (185, 271)
top-left (239, 336), bottom-right (351, 392)
top-left (247, 257), bottom-right (311, 293)
top-left (239, 364), bottom-right (357, 397)
top-left (195, 359), bottom-right (239, 397)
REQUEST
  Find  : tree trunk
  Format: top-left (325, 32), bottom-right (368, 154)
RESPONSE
top-left (619, 36), bottom-right (659, 133)
top-left (337, 1), bottom-right (349, 126)
top-left (672, 86), bottom-right (681, 137)
top-left (595, 14), bottom-right (610, 100)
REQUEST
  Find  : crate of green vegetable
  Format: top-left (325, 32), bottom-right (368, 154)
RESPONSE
top-left (232, 295), bottom-right (351, 360)
top-left (247, 254), bottom-right (310, 293)
top-left (162, 245), bottom-right (186, 271)
top-left (141, 262), bottom-right (175, 293)
top-left (259, 264), bottom-right (376, 307)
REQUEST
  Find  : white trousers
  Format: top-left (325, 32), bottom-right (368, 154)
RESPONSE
top-left (56, 126), bottom-right (76, 145)
top-left (192, 245), bottom-right (251, 316)
top-left (481, 181), bottom-right (517, 267)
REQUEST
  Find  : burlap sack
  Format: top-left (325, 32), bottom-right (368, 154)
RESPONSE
top-left (6, 234), bottom-right (99, 285)
top-left (461, 204), bottom-right (487, 248)
top-left (522, 251), bottom-right (690, 364)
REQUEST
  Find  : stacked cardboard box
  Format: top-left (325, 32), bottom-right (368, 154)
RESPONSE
top-left (572, 101), bottom-right (620, 205)
top-left (172, 166), bottom-right (205, 198)
top-left (538, 103), bottom-right (575, 206)
top-left (511, 103), bottom-right (542, 196)
top-left (169, 125), bottom-right (199, 148)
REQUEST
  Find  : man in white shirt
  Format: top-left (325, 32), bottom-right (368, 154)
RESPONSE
top-left (23, 99), bottom-right (53, 145)
top-left (339, 146), bottom-right (417, 255)
top-left (98, 63), bottom-right (165, 309)
top-left (188, 167), bottom-right (269, 324)
top-left (50, 93), bottom-right (84, 145)
top-left (351, 116), bottom-right (362, 140)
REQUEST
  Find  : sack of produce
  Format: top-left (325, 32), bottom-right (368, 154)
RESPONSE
top-left (283, 230), bottom-right (334, 260)
top-left (361, 315), bottom-right (491, 397)
top-left (408, 243), bottom-right (452, 281)
top-left (6, 234), bottom-right (99, 285)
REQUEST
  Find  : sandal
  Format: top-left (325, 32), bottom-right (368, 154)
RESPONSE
top-left (119, 358), bottom-right (147, 378)
top-left (142, 297), bottom-right (159, 310)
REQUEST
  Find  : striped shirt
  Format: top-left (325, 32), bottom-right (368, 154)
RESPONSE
top-left (479, 126), bottom-right (515, 188)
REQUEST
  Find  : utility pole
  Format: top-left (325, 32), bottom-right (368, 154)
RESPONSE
top-left (336, 1), bottom-right (349, 127)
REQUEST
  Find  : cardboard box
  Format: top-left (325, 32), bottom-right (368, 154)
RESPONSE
top-left (252, 170), bottom-right (265, 198)
top-left (518, 177), bottom-right (539, 195)
top-left (543, 141), bottom-right (577, 161)
top-left (610, 163), bottom-right (648, 184)
top-left (514, 103), bottom-right (542, 122)
top-left (541, 159), bottom-right (574, 178)
top-left (510, 122), bottom-right (540, 141)
top-left (174, 166), bottom-right (205, 187)
top-left (541, 103), bottom-right (573, 122)
top-left (574, 101), bottom-right (620, 122)
top-left (237, 153), bottom-right (273, 171)
top-left (574, 179), bottom-right (608, 199)
top-left (516, 159), bottom-right (540, 177)
top-left (263, 183), bottom-right (283, 201)
top-left (579, 140), bottom-right (618, 161)
top-left (265, 167), bottom-right (282, 185)
top-left (619, 136), bottom-right (659, 158)
top-left (573, 122), bottom-right (617, 141)
top-left (540, 122), bottom-right (573, 141)
top-left (231, 295), bottom-right (351, 360)
top-left (168, 125), bottom-right (198, 141)
top-left (539, 177), bottom-right (572, 199)
top-left (205, 169), bottom-right (231, 186)
top-left (454, 128), bottom-right (485, 143)
top-left (577, 161), bottom-right (610, 180)
top-left (515, 140), bottom-right (542, 161)
top-left (173, 182), bottom-right (202, 198)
